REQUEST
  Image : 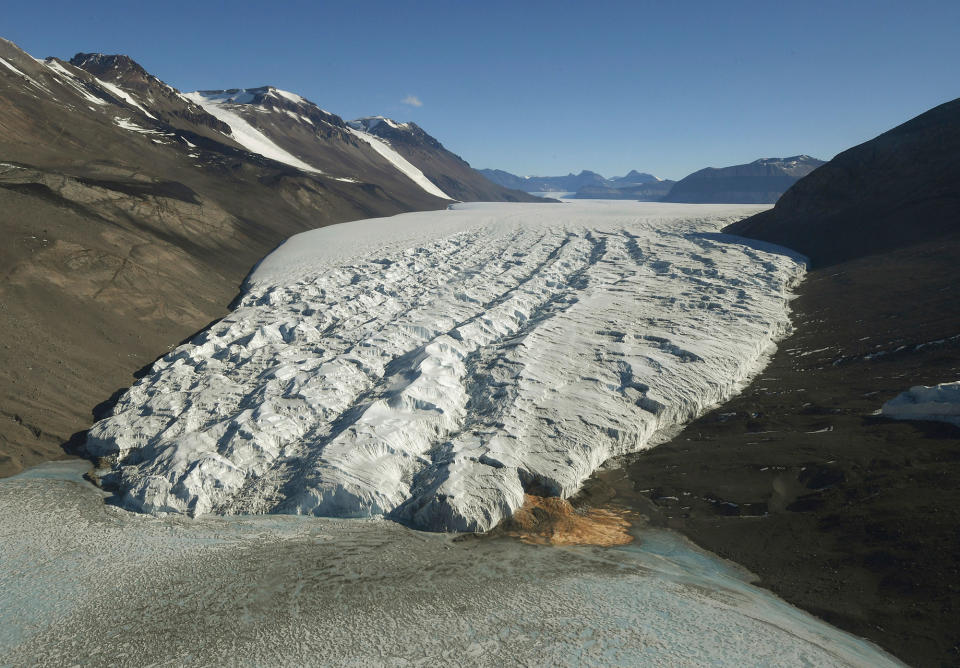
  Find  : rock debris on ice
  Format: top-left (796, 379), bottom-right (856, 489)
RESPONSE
top-left (87, 202), bottom-right (806, 531)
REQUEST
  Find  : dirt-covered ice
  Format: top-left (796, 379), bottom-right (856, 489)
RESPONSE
top-left (0, 462), bottom-right (901, 666)
top-left (87, 201), bottom-right (806, 530)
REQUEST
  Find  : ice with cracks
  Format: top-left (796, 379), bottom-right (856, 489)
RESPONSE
top-left (88, 202), bottom-right (806, 531)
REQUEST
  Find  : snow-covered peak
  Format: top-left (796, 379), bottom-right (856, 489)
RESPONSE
top-left (193, 88), bottom-right (259, 105)
top-left (189, 86), bottom-right (345, 134)
top-left (349, 116), bottom-right (410, 133)
top-left (270, 87), bottom-right (306, 104)
top-left (193, 86), bottom-right (332, 114)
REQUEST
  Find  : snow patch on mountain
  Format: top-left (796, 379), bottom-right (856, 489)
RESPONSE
top-left (184, 91), bottom-right (322, 174)
top-left (345, 124), bottom-right (451, 199)
top-left (87, 202), bottom-right (803, 531)
top-left (113, 116), bottom-right (164, 134)
top-left (42, 59), bottom-right (107, 106)
top-left (0, 56), bottom-right (49, 94)
top-left (96, 79), bottom-right (157, 119)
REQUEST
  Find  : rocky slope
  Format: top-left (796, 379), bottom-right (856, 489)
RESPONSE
top-left (726, 99), bottom-right (960, 266)
top-left (0, 37), bottom-right (527, 476)
top-left (348, 117), bottom-right (539, 202)
top-left (662, 156), bottom-right (824, 204)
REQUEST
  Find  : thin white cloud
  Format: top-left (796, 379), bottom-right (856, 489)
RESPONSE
top-left (401, 94), bottom-right (423, 107)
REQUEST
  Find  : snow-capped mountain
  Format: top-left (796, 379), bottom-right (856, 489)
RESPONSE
top-left (662, 155), bottom-right (825, 204)
top-left (0, 36), bottom-right (536, 475)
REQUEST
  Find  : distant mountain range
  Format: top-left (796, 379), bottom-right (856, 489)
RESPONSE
top-left (479, 168), bottom-right (673, 200)
top-left (481, 157), bottom-right (824, 203)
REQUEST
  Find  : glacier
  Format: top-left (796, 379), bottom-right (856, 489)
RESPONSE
top-left (87, 201), bottom-right (806, 531)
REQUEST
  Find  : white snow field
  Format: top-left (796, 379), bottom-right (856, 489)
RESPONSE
top-left (881, 381), bottom-right (960, 426)
top-left (0, 461), bottom-right (901, 666)
top-left (87, 201), bottom-right (806, 531)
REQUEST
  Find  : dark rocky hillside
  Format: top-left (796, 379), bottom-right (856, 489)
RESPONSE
top-left (727, 98), bottom-right (960, 266)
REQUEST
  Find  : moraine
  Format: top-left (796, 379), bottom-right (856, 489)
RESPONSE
top-left (87, 201), bottom-right (806, 531)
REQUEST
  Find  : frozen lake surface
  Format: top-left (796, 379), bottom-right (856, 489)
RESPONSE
top-left (0, 461), bottom-right (901, 666)
top-left (87, 201), bottom-right (807, 530)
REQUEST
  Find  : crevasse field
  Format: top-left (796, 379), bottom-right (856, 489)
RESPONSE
top-left (88, 201), bottom-right (807, 530)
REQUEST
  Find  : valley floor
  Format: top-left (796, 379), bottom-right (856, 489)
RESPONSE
top-left (576, 232), bottom-right (960, 666)
top-left (0, 460), bottom-right (899, 666)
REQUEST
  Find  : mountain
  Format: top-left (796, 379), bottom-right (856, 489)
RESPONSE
top-left (726, 99), bottom-right (960, 266)
top-left (478, 168), bottom-right (668, 199)
top-left (662, 156), bottom-right (825, 204)
top-left (478, 169), bottom-right (609, 193)
top-left (0, 37), bottom-right (540, 476)
top-left (609, 170), bottom-right (660, 187)
top-left (347, 117), bottom-right (540, 202)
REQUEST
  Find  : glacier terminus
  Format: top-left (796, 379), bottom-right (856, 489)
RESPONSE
top-left (87, 201), bottom-right (806, 531)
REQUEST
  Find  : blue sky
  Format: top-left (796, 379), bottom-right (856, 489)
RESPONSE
top-left (4, 0), bottom-right (958, 180)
